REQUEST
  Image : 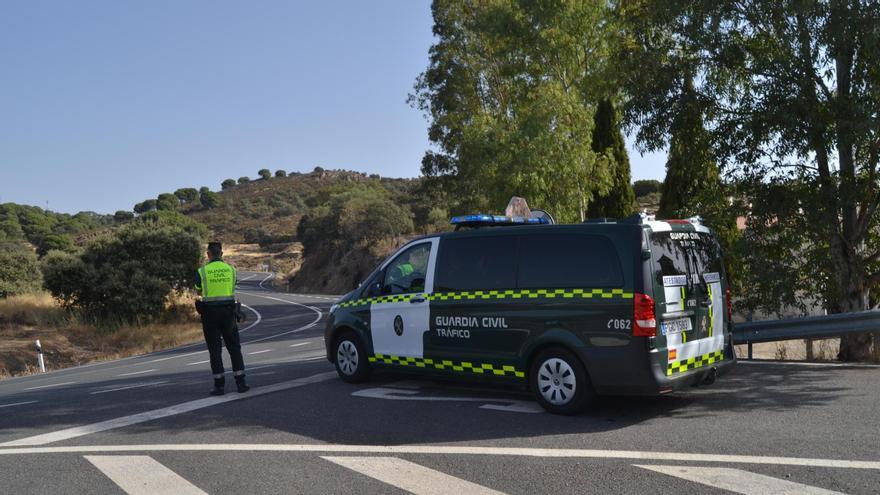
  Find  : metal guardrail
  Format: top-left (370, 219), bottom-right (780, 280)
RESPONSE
top-left (732, 310), bottom-right (880, 359)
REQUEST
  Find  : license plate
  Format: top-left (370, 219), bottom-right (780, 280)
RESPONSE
top-left (661, 317), bottom-right (693, 335)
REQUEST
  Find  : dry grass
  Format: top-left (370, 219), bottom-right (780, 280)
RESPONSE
top-left (0, 293), bottom-right (204, 379)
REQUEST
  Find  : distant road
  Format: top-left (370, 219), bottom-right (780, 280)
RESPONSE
top-left (0, 273), bottom-right (878, 494)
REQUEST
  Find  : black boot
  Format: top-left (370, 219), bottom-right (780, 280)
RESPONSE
top-left (209, 376), bottom-right (225, 396)
top-left (235, 374), bottom-right (250, 393)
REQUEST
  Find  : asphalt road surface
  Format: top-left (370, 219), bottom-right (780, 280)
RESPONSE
top-left (1, 272), bottom-right (878, 494)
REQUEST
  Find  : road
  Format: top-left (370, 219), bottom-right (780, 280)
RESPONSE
top-left (0, 272), bottom-right (878, 494)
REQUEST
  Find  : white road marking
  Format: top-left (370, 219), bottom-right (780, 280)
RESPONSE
top-left (635, 464), bottom-right (845, 494)
top-left (148, 351), bottom-right (205, 364)
top-left (0, 400), bottom-right (38, 409)
top-left (86, 455), bottom-right (207, 495)
top-left (323, 456), bottom-right (506, 495)
top-left (247, 349), bottom-right (272, 355)
top-left (185, 360), bottom-right (210, 366)
top-left (117, 369), bottom-right (156, 377)
top-left (2, 444), bottom-right (879, 470)
top-left (289, 342), bottom-right (310, 348)
top-left (0, 371), bottom-right (336, 447)
top-left (236, 291), bottom-right (323, 345)
top-left (90, 381), bottom-right (169, 395)
top-left (23, 381), bottom-right (76, 391)
top-left (258, 272), bottom-right (274, 290)
top-left (245, 364), bottom-right (276, 372)
top-left (352, 387), bottom-right (543, 413)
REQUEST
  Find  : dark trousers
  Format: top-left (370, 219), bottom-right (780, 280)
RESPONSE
top-left (200, 304), bottom-right (245, 376)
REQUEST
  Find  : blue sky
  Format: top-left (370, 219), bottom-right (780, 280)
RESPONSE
top-left (0, 1), bottom-right (665, 215)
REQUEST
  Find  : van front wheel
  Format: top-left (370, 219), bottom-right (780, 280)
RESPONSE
top-left (530, 348), bottom-right (593, 414)
top-left (334, 332), bottom-right (372, 383)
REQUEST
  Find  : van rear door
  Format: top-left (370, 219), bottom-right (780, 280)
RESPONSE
top-left (649, 230), bottom-right (726, 376)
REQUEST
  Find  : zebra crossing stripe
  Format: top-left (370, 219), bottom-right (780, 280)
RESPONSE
top-left (635, 464), bottom-right (845, 495)
top-left (85, 455), bottom-right (207, 495)
top-left (322, 456), bottom-right (507, 495)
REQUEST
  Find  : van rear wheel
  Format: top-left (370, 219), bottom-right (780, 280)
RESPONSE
top-left (334, 332), bottom-right (371, 383)
top-left (530, 347), bottom-right (593, 414)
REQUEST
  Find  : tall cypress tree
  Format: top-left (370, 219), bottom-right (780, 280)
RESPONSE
top-left (658, 83), bottom-right (721, 218)
top-left (588, 99), bottom-right (635, 218)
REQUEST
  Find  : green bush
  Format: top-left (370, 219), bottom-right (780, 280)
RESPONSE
top-left (221, 179), bottom-right (236, 190)
top-left (174, 188), bottom-right (200, 204)
top-left (42, 222), bottom-right (203, 325)
top-left (258, 169), bottom-right (272, 180)
top-left (156, 193), bottom-right (179, 211)
top-left (114, 210), bottom-right (135, 223)
top-left (0, 247), bottom-right (43, 297)
top-left (634, 179), bottom-right (662, 198)
top-left (36, 233), bottom-right (76, 257)
top-left (275, 169), bottom-right (287, 178)
top-left (200, 190), bottom-right (221, 209)
top-left (238, 176), bottom-right (251, 185)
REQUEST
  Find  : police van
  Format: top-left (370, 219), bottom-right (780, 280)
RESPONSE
top-left (324, 213), bottom-right (736, 414)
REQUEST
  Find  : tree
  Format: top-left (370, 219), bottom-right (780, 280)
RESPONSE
top-left (411, 1), bottom-right (617, 222)
top-left (258, 169), bottom-right (272, 180)
top-left (114, 210), bottom-right (134, 223)
top-left (657, 82), bottom-right (724, 220)
top-left (199, 186), bottom-right (211, 195)
top-left (619, 0), bottom-right (880, 360)
top-left (588, 99), bottom-right (635, 218)
top-left (238, 176), bottom-right (250, 185)
top-left (174, 188), bottom-right (199, 204)
top-left (200, 190), bottom-right (220, 209)
top-left (36, 233), bottom-right (75, 257)
top-left (42, 220), bottom-right (203, 325)
top-left (0, 246), bottom-right (42, 297)
top-left (274, 170), bottom-right (287, 178)
top-left (134, 199), bottom-right (157, 214)
top-left (156, 193), bottom-right (179, 211)
top-left (221, 179), bottom-right (236, 190)
top-left (633, 180), bottom-right (662, 198)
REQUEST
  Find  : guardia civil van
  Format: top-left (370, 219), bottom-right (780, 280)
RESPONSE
top-left (324, 213), bottom-right (736, 414)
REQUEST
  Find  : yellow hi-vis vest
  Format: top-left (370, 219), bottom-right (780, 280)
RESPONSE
top-left (196, 260), bottom-right (236, 303)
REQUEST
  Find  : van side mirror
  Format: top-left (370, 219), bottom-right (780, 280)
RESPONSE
top-left (641, 250), bottom-right (651, 261)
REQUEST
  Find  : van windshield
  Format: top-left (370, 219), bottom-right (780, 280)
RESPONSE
top-left (651, 231), bottom-right (722, 286)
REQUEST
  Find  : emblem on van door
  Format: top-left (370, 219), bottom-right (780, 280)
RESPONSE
top-left (394, 315), bottom-right (404, 336)
top-left (700, 316), bottom-right (708, 332)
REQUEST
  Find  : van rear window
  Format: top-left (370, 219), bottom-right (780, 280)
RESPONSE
top-left (517, 234), bottom-right (623, 288)
top-left (435, 236), bottom-right (517, 291)
top-left (651, 231), bottom-right (722, 286)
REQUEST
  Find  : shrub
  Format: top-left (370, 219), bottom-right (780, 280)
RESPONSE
top-left (634, 179), bottom-right (662, 198)
top-left (200, 190), bottom-right (220, 209)
top-left (221, 179), bottom-right (237, 190)
top-left (258, 169), bottom-right (272, 180)
top-left (114, 210), bottom-right (135, 223)
top-left (0, 247), bottom-right (42, 297)
top-left (275, 169), bottom-right (287, 178)
top-left (36, 234), bottom-right (76, 257)
top-left (42, 223), bottom-right (202, 325)
top-left (156, 193), bottom-right (179, 211)
top-left (174, 188), bottom-right (199, 203)
top-left (238, 176), bottom-right (251, 185)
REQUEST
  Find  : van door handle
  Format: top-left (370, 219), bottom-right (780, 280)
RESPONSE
top-left (699, 297), bottom-right (712, 307)
top-left (410, 296), bottom-right (426, 304)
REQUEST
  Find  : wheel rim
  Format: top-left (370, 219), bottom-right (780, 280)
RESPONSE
top-left (337, 340), bottom-right (359, 376)
top-left (537, 357), bottom-right (577, 405)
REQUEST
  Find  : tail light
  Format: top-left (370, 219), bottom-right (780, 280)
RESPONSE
top-left (725, 288), bottom-right (732, 321)
top-left (633, 293), bottom-right (656, 337)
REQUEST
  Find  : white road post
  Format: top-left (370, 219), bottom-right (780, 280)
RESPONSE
top-left (35, 339), bottom-right (46, 373)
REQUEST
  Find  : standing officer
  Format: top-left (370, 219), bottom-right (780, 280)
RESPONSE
top-left (195, 241), bottom-right (249, 395)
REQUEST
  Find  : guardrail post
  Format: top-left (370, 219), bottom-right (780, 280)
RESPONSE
top-left (747, 342), bottom-right (753, 360)
top-left (806, 338), bottom-right (814, 360)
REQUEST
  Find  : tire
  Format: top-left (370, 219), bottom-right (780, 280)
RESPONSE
top-left (334, 332), bottom-right (372, 383)
top-left (529, 347), bottom-right (594, 415)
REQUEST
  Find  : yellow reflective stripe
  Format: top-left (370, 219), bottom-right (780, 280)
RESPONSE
top-left (338, 288), bottom-right (633, 308)
top-left (666, 350), bottom-right (724, 376)
top-left (369, 354), bottom-right (525, 379)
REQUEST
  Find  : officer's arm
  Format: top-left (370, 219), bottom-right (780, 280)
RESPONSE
top-left (195, 270), bottom-right (202, 292)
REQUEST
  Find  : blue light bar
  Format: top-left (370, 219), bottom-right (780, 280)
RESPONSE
top-left (449, 214), bottom-right (549, 226)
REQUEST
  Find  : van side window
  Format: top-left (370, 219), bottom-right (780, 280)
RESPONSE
top-left (517, 234), bottom-right (624, 288)
top-left (382, 242), bottom-right (432, 295)
top-left (435, 236), bottom-right (517, 291)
